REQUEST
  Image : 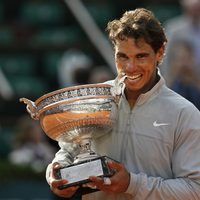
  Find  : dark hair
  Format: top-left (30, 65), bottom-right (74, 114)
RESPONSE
top-left (106, 8), bottom-right (167, 53)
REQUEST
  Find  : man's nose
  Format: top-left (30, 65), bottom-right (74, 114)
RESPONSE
top-left (125, 59), bottom-right (136, 72)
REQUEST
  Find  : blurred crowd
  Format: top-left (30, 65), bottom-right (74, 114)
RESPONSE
top-left (8, 115), bottom-right (57, 172)
top-left (57, 48), bottom-right (114, 87)
top-left (161, 0), bottom-right (200, 109)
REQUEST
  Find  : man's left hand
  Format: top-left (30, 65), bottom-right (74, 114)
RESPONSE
top-left (89, 161), bottom-right (130, 194)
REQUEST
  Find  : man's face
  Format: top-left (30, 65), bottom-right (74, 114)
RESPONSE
top-left (115, 38), bottom-right (164, 98)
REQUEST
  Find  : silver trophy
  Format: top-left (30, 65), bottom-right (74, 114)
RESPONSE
top-left (19, 82), bottom-right (123, 189)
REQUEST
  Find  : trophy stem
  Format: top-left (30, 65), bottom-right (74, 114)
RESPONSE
top-left (74, 138), bottom-right (98, 163)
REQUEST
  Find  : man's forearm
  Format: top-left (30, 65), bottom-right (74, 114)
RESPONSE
top-left (126, 172), bottom-right (200, 200)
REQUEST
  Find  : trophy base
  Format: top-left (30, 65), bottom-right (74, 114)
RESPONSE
top-left (57, 156), bottom-right (114, 189)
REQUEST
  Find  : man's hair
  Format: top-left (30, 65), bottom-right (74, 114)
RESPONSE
top-left (106, 8), bottom-right (167, 53)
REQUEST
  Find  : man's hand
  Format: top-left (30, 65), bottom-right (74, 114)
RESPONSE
top-left (89, 161), bottom-right (130, 194)
top-left (49, 162), bottom-right (79, 198)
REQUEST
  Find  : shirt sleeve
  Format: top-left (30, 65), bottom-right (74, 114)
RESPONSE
top-left (126, 105), bottom-right (200, 199)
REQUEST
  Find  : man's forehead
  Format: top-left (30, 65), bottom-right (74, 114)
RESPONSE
top-left (115, 37), bottom-right (149, 48)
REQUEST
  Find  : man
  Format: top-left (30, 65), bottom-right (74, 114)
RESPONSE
top-left (46, 8), bottom-right (200, 200)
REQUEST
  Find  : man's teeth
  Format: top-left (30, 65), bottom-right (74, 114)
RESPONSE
top-left (127, 74), bottom-right (142, 80)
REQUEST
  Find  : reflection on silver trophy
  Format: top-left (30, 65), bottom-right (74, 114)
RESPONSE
top-left (19, 79), bottom-right (125, 189)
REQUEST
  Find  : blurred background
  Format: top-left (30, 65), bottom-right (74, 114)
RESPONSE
top-left (0, 0), bottom-right (199, 199)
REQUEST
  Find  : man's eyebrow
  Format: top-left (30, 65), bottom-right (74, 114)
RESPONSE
top-left (116, 52), bottom-right (127, 57)
top-left (137, 52), bottom-right (149, 56)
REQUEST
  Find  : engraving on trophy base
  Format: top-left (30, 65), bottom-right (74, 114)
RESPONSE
top-left (57, 156), bottom-right (114, 189)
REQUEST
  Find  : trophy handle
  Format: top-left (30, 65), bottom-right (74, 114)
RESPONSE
top-left (19, 98), bottom-right (39, 120)
top-left (111, 73), bottom-right (127, 105)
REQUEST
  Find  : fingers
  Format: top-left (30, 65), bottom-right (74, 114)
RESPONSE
top-left (82, 182), bottom-right (98, 189)
top-left (49, 162), bottom-right (80, 198)
top-left (88, 161), bottom-right (130, 194)
top-left (51, 162), bottom-right (62, 179)
top-left (52, 162), bottom-right (62, 169)
top-left (89, 176), bottom-right (105, 185)
top-left (51, 182), bottom-right (79, 198)
top-left (107, 160), bottom-right (123, 172)
top-left (88, 160), bottom-right (124, 188)
top-left (89, 176), bottom-right (113, 189)
top-left (88, 176), bottom-right (114, 194)
top-left (103, 177), bottom-right (112, 185)
top-left (51, 179), bottom-right (68, 189)
top-left (50, 178), bottom-right (79, 198)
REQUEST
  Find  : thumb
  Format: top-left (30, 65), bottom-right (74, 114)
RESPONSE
top-left (107, 161), bottom-right (124, 172)
top-left (51, 162), bottom-right (62, 179)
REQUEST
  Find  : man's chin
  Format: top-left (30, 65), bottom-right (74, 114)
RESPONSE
top-left (125, 80), bottom-right (143, 91)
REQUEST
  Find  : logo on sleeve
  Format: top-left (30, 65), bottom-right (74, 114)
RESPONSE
top-left (153, 120), bottom-right (169, 127)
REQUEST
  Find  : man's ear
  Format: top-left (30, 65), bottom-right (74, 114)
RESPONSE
top-left (157, 45), bottom-right (165, 64)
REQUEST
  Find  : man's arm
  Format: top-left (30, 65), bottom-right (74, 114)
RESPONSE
top-left (46, 141), bottom-right (79, 183)
top-left (45, 141), bottom-right (80, 198)
top-left (126, 106), bottom-right (200, 199)
top-left (46, 141), bottom-right (79, 181)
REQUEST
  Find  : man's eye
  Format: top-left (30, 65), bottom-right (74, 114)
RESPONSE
top-left (137, 54), bottom-right (148, 59)
top-left (117, 55), bottom-right (128, 60)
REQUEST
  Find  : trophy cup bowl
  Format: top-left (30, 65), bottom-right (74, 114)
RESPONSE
top-left (20, 83), bottom-right (118, 189)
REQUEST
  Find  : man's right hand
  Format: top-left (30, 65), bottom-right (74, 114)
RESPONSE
top-left (49, 162), bottom-right (79, 198)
